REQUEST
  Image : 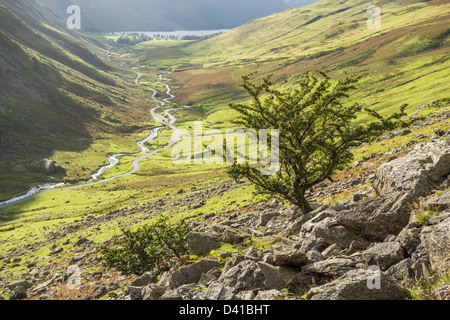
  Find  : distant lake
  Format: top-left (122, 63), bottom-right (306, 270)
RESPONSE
top-left (111, 29), bottom-right (230, 39)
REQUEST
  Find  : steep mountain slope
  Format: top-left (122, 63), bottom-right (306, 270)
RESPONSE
top-left (140, 0), bottom-right (449, 119)
top-left (37, 0), bottom-right (316, 32)
top-left (0, 0), bottom-right (147, 199)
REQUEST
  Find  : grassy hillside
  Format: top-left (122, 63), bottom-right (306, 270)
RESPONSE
top-left (0, 0), bottom-right (449, 296)
top-left (134, 0), bottom-right (449, 123)
top-left (0, 0), bottom-right (154, 200)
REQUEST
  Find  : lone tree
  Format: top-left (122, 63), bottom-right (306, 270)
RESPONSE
top-left (228, 71), bottom-right (409, 214)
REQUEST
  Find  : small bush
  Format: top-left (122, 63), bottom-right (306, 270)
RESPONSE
top-left (99, 216), bottom-right (191, 275)
top-left (415, 209), bottom-right (441, 226)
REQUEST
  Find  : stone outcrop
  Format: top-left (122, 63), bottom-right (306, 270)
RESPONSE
top-left (42, 159), bottom-right (65, 175)
top-left (306, 269), bottom-right (412, 300)
top-left (373, 140), bottom-right (450, 197)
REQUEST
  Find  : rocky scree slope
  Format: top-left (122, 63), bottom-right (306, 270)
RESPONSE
top-left (3, 126), bottom-right (449, 301)
top-left (122, 135), bottom-right (450, 300)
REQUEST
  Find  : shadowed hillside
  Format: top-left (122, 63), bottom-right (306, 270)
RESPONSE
top-left (0, 0), bottom-right (149, 200)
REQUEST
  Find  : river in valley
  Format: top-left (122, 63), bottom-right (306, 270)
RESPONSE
top-left (0, 52), bottom-right (188, 209)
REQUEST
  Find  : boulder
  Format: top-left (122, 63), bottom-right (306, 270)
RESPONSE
top-left (159, 290), bottom-right (183, 300)
top-left (414, 214), bottom-right (450, 274)
top-left (363, 242), bottom-right (407, 271)
top-left (187, 232), bottom-right (223, 256)
top-left (161, 258), bottom-right (219, 289)
top-left (203, 283), bottom-right (237, 300)
top-left (301, 256), bottom-right (360, 278)
top-left (218, 260), bottom-right (267, 292)
top-left (373, 140), bottom-right (450, 197)
top-left (174, 284), bottom-right (206, 300)
top-left (425, 190), bottom-right (450, 212)
top-left (257, 261), bottom-right (298, 291)
top-left (254, 290), bottom-right (282, 300)
top-left (7, 280), bottom-right (33, 291)
top-left (131, 271), bottom-right (158, 287)
top-left (272, 244), bottom-right (307, 267)
top-left (43, 159), bottom-right (65, 175)
top-left (431, 283), bottom-right (450, 300)
top-left (221, 255), bottom-right (245, 274)
top-left (385, 259), bottom-right (415, 284)
top-left (142, 284), bottom-right (166, 301)
top-left (306, 269), bottom-right (411, 300)
top-left (33, 280), bottom-right (52, 295)
top-left (128, 286), bottom-right (143, 300)
top-left (396, 222), bottom-right (422, 256)
top-left (211, 225), bottom-right (250, 244)
top-left (297, 192), bottom-right (412, 254)
top-left (9, 286), bottom-right (27, 300)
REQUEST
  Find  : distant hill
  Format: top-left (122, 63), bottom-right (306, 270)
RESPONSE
top-left (37, 0), bottom-right (317, 32)
top-left (159, 0), bottom-right (449, 118)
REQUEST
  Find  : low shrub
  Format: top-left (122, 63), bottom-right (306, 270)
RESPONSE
top-left (99, 216), bottom-right (191, 275)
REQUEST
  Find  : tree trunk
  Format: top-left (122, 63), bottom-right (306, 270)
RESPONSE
top-left (293, 179), bottom-right (313, 214)
top-left (297, 192), bottom-right (312, 214)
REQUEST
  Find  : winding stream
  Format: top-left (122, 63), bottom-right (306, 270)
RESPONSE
top-left (0, 52), bottom-right (187, 209)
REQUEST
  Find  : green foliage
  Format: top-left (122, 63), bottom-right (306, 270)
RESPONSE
top-left (415, 209), bottom-right (441, 227)
top-left (228, 71), bottom-right (409, 213)
top-left (99, 216), bottom-right (191, 275)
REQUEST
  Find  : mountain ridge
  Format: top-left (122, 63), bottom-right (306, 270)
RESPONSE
top-left (36, 0), bottom-right (316, 32)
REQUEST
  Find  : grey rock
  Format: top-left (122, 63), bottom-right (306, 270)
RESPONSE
top-left (175, 284), bottom-right (205, 300)
top-left (254, 290), bottom-right (282, 300)
top-left (236, 290), bottom-right (256, 300)
top-left (301, 257), bottom-right (359, 278)
top-left (70, 253), bottom-right (87, 265)
top-left (431, 283), bottom-right (450, 300)
top-left (258, 261), bottom-right (298, 291)
top-left (203, 283), bottom-right (237, 300)
top-left (373, 140), bottom-right (450, 197)
top-left (428, 212), bottom-right (450, 225)
top-left (159, 290), bottom-right (183, 300)
top-left (221, 255), bottom-right (245, 274)
top-left (142, 284), bottom-right (166, 301)
top-left (259, 213), bottom-right (275, 227)
top-left (425, 190), bottom-right (450, 211)
top-left (128, 286), bottom-right (143, 300)
top-left (272, 244), bottom-right (307, 267)
top-left (88, 283), bottom-right (118, 300)
top-left (298, 192), bottom-right (413, 254)
top-left (43, 159), bottom-right (64, 175)
top-left (8, 280), bottom-right (33, 291)
top-left (305, 250), bottom-right (326, 263)
top-left (219, 260), bottom-right (267, 292)
top-left (33, 280), bottom-right (52, 294)
top-left (306, 269), bottom-right (411, 300)
top-left (385, 259), bottom-right (415, 283)
top-left (162, 258), bottom-right (220, 289)
top-left (363, 242), bottom-right (407, 271)
top-left (220, 227), bottom-right (250, 244)
top-left (396, 223), bottom-right (422, 256)
top-left (187, 232), bottom-right (223, 255)
top-left (131, 271), bottom-right (158, 287)
top-left (245, 247), bottom-right (263, 259)
top-left (198, 272), bottom-right (219, 286)
top-left (415, 214), bottom-right (450, 274)
top-left (9, 286), bottom-right (27, 300)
